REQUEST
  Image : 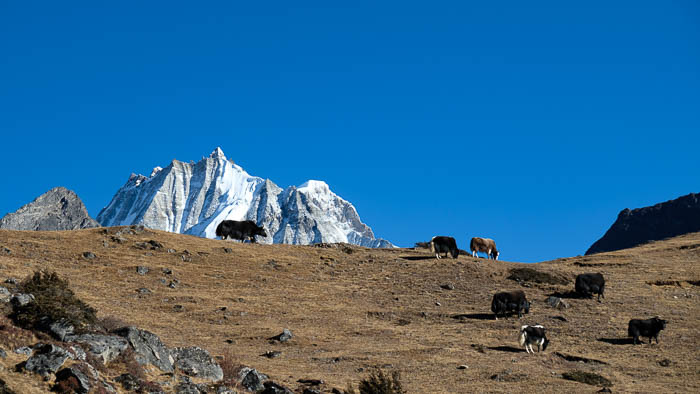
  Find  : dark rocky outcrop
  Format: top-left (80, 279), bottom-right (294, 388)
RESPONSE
top-left (64, 334), bottom-right (128, 364)
top-left (22, 344), bottom-right (71, 378)
top-left (0, 187), bottom-right (99, 231)
top-left (586, 193), bottom-right (700, 255)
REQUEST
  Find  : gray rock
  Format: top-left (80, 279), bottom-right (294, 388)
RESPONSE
top-left (162, 268), bottom-right (173, 275)
top-left (4, 278), bottom-right (18, 284)
top-left (137, 266), bottom-right (150, 275)
top-left (114, 326), bottom-right (174, 372)
top-left (10, 293), bottom-right (35, 308)
top-left (237, 367), bottom-right (268, 391)
top-left (115, 373), bottom-right (140, 391)
top-left (262, 351), bottom-right (281, 359)
top-left (137, 288), bottom-right (151, 294)
top-left (24, 343), bottom-right (71, 378)
top-left (216, 386), bottom-right (237, 394)
top-left (0, 187), bottom-right (99, 231)
top-left (546, 296), bottom-right (570, 309)
top-left (167, 248), bottom-right (176, 253)
top-left (440, 283), bottom-right (455, 290)
top-left (174, 346), bottom-right (224, 382)
top-left (66, 345), bottom-right (86, 361)
top-left (47, 318), bottom-right (75, 341)
top-left (168, 280), bottom-right (179, 289)
top-left (0, 286), bottom-right (10, 302)
top-left (56, 366), bottom-right (91, 393)
top-left (15, 346), bottom-right (33, 356)
top-left (1, 247), bottom-right (10, 255)
top-left (176, 382), bottom-right (207, 394)
top-left (269, 328), bottom-right (293, 343)
top-left (83, 251), bottom-right (96, 259)
top-left (64, 334), bottom-right (128, 364)
top-left (0, 348), bottom-right (6, 358)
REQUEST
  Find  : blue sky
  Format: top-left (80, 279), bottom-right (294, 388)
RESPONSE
top-left (1, 1), bottom-right (698, 262)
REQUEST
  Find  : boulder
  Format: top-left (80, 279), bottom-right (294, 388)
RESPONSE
top-left (546, 296), bottom-right (569, 309)
top-left (64, 334), bottom-right (128, 364)
top-left (114, 327), bottom-right (174, 372)
top-left (174, 346), bottom-right (223, 382)
top-left (136, 266), bottom-right (149, 275)
top-left (24, 344), bottom-right (71, 378)
top-left (55, 366), bottom-right (91, 394)
top-left (237, 367), bottom-right (268, 391)
top-left (0, 286), bottom-right (10, 302)
top-left (10, 293), bottom-right (35, 308)
top-left (261, 381), bottom-right (294, 394)
top-left (269, 328), bottom-right (293, 343)
top-left (45, 318), bottom-right (75, 341)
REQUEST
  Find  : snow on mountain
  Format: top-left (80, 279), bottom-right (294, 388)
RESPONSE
top-left (97, 148), bottom-right (393, 248)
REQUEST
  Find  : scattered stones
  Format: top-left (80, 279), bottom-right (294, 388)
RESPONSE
top-left (237, 367), bottom-right (268, 391)
top-left (135, 240), bottom-right (163, 250)
top-left (261, 381), bottom-right (294, 394)
top-left (440, 283), bottom-right (455, 290)
top-left (168, 279), bottom-right (179, 289)
top-left (0, 349), bottom-right (6, 359)
top-left (23, 343), bottom-right (71, 379)
top-left (167, 248), bottom-right (177, 253)
top-left (457, 365), bottom-right (469, 370)
top-left (269, 328), bottom-right (293, 343)
top-left (173, 305), bottom-right (185, 312)
top-left (114, 326), bottom-right (175, 372)
top-left (136, 266), bottom-right (149, 275)
top-left (10, 293), bottom-right (35, 308)
top-left (111, 235), bottom-right (127, 244)
top-left (102, 240), bottom-right (109, 248)
top-left (0, 286), bottom-right (10, 302)
top-left (262, 351), bottom-right (282, 359)
top-left (47, 318), bottom-right (75, 341)
top-left (64, 334), bottom-right (128, 364)
top-left (181, 254), bottom-right (192, 262)
top-left (5, 278), bottom-right (18, 284)
top-left (137, 288), bottom-right (151, 295)
top-left (174, 346), bottom-right (224, 382)
top-left (82, 251), bottom-right (96, 260)
top-left (658, 359), bottom-right (672, 367)
top-left (1, 247), bottom-right (10, 255)
top-left (162, 268), bottom-right (173, 275)
top-left (223, 248), bottom-right (233, 253)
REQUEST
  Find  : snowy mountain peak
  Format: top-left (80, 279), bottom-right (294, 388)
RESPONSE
top-left (210, 147), bottom-right (226, 159)
top-left (97, 150), bottom-right (393, 248)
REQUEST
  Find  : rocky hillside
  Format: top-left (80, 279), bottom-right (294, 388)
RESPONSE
top-left (0, 187), bottom-right (99, 231)
top-left (586, 192), bottom-right (700, 255)
top-left (97, 148), bottom-right (392, 248)
top-left (0, 227), bottom-right (698, 393)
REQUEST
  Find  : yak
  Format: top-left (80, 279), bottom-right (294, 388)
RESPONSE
top-left (519, 325), bottom-right (550, 354)
top-left (470, 237), bottom-right (499, 260)
top-left (575, 273), bottom-right (606, 301)
top-left (628, 317), bottom-right (667, 345)
top-left (215, 220), bottom-right (267, 243)
top-left (430, 236), bottom-right (459, 259)
top-left (491, 290), bottom-right (530, 320)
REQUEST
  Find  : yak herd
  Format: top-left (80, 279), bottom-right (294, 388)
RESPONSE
top-left (216, 220), bottom-right (668, 352)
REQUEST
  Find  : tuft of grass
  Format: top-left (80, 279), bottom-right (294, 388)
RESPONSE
top-left (507, 267), bottom-right (569, 285)
top-left (12, 270), bottom-right (97, 333)
top-left (345, 367), bottom-right (406, 394)
top-left (562, 370), bottom-right (612, 387)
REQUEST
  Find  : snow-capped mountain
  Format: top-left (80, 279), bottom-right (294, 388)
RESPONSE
top-left (97, 148), bottom-right (393, 248)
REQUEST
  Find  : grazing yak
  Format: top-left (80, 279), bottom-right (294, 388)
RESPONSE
top-left (628, 317), bottom-right (667, 345)
top-left (491, 290), bottom-right (530, 320)
top-left (215, 220), bottom-right (267, 243)
top-left (519, 325), bottom-right (549, 354)
top-left (430, 236), bottom-right (459, 259)
top-left (470, 237), bottom-right (499, 260)
top-left (575, 273), bottom-right (606, 301)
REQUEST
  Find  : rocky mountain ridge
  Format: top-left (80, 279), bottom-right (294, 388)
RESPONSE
top-left (0, 187), bottom-right (99, 231)
top-left (586, 192), bottom-right (700, 255)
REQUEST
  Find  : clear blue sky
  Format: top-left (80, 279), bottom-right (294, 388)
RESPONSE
top-left (1, 1), bottom-right (698, 262)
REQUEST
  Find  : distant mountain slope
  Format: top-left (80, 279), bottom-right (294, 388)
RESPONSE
top-left (97, 148), bottom-right (392, 247)
top-left (586, 192), bottom-right (700, 255)
top-left (0, 187), bottom-right (99, 231)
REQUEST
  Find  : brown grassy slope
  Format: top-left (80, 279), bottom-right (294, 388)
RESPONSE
top-left (0, 227), bottom-right (698, 393)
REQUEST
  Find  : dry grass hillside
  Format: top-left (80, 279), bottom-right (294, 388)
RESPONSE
top-left (0, 227), bottom-right (698, 393)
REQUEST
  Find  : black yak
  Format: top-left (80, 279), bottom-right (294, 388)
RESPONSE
top-left (215, 220), bottom-right (267, 243)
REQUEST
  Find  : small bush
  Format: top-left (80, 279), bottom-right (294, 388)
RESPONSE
top-left (507, 267), bottom-right (569, 285)
top-left (0, 315), bottom-right (35, 349)
top-left (345, 367), bottom-right (406, 394)
top-left (53, 376), bottom-right (80, 393)
top-left (562, 370), bottom-right (612, 387)
top-left (12, 270), bottom-right (97, 333)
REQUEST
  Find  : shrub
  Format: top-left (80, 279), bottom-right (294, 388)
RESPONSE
top-left (0, 314), bottom-right (35, 349)
top-left (562, 370), bottom-right (612, 387)
top-left (346, 367), bottom-right (406, 394)
top-left (12, 270), bottom-right (97, 333)
top-left (507, 267), bottom-right (569, 285)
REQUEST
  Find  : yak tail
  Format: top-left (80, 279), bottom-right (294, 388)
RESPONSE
top-left (430, 239), bottom-right (436, 254)
top-left (518, 330), bottom-right (527, 347)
